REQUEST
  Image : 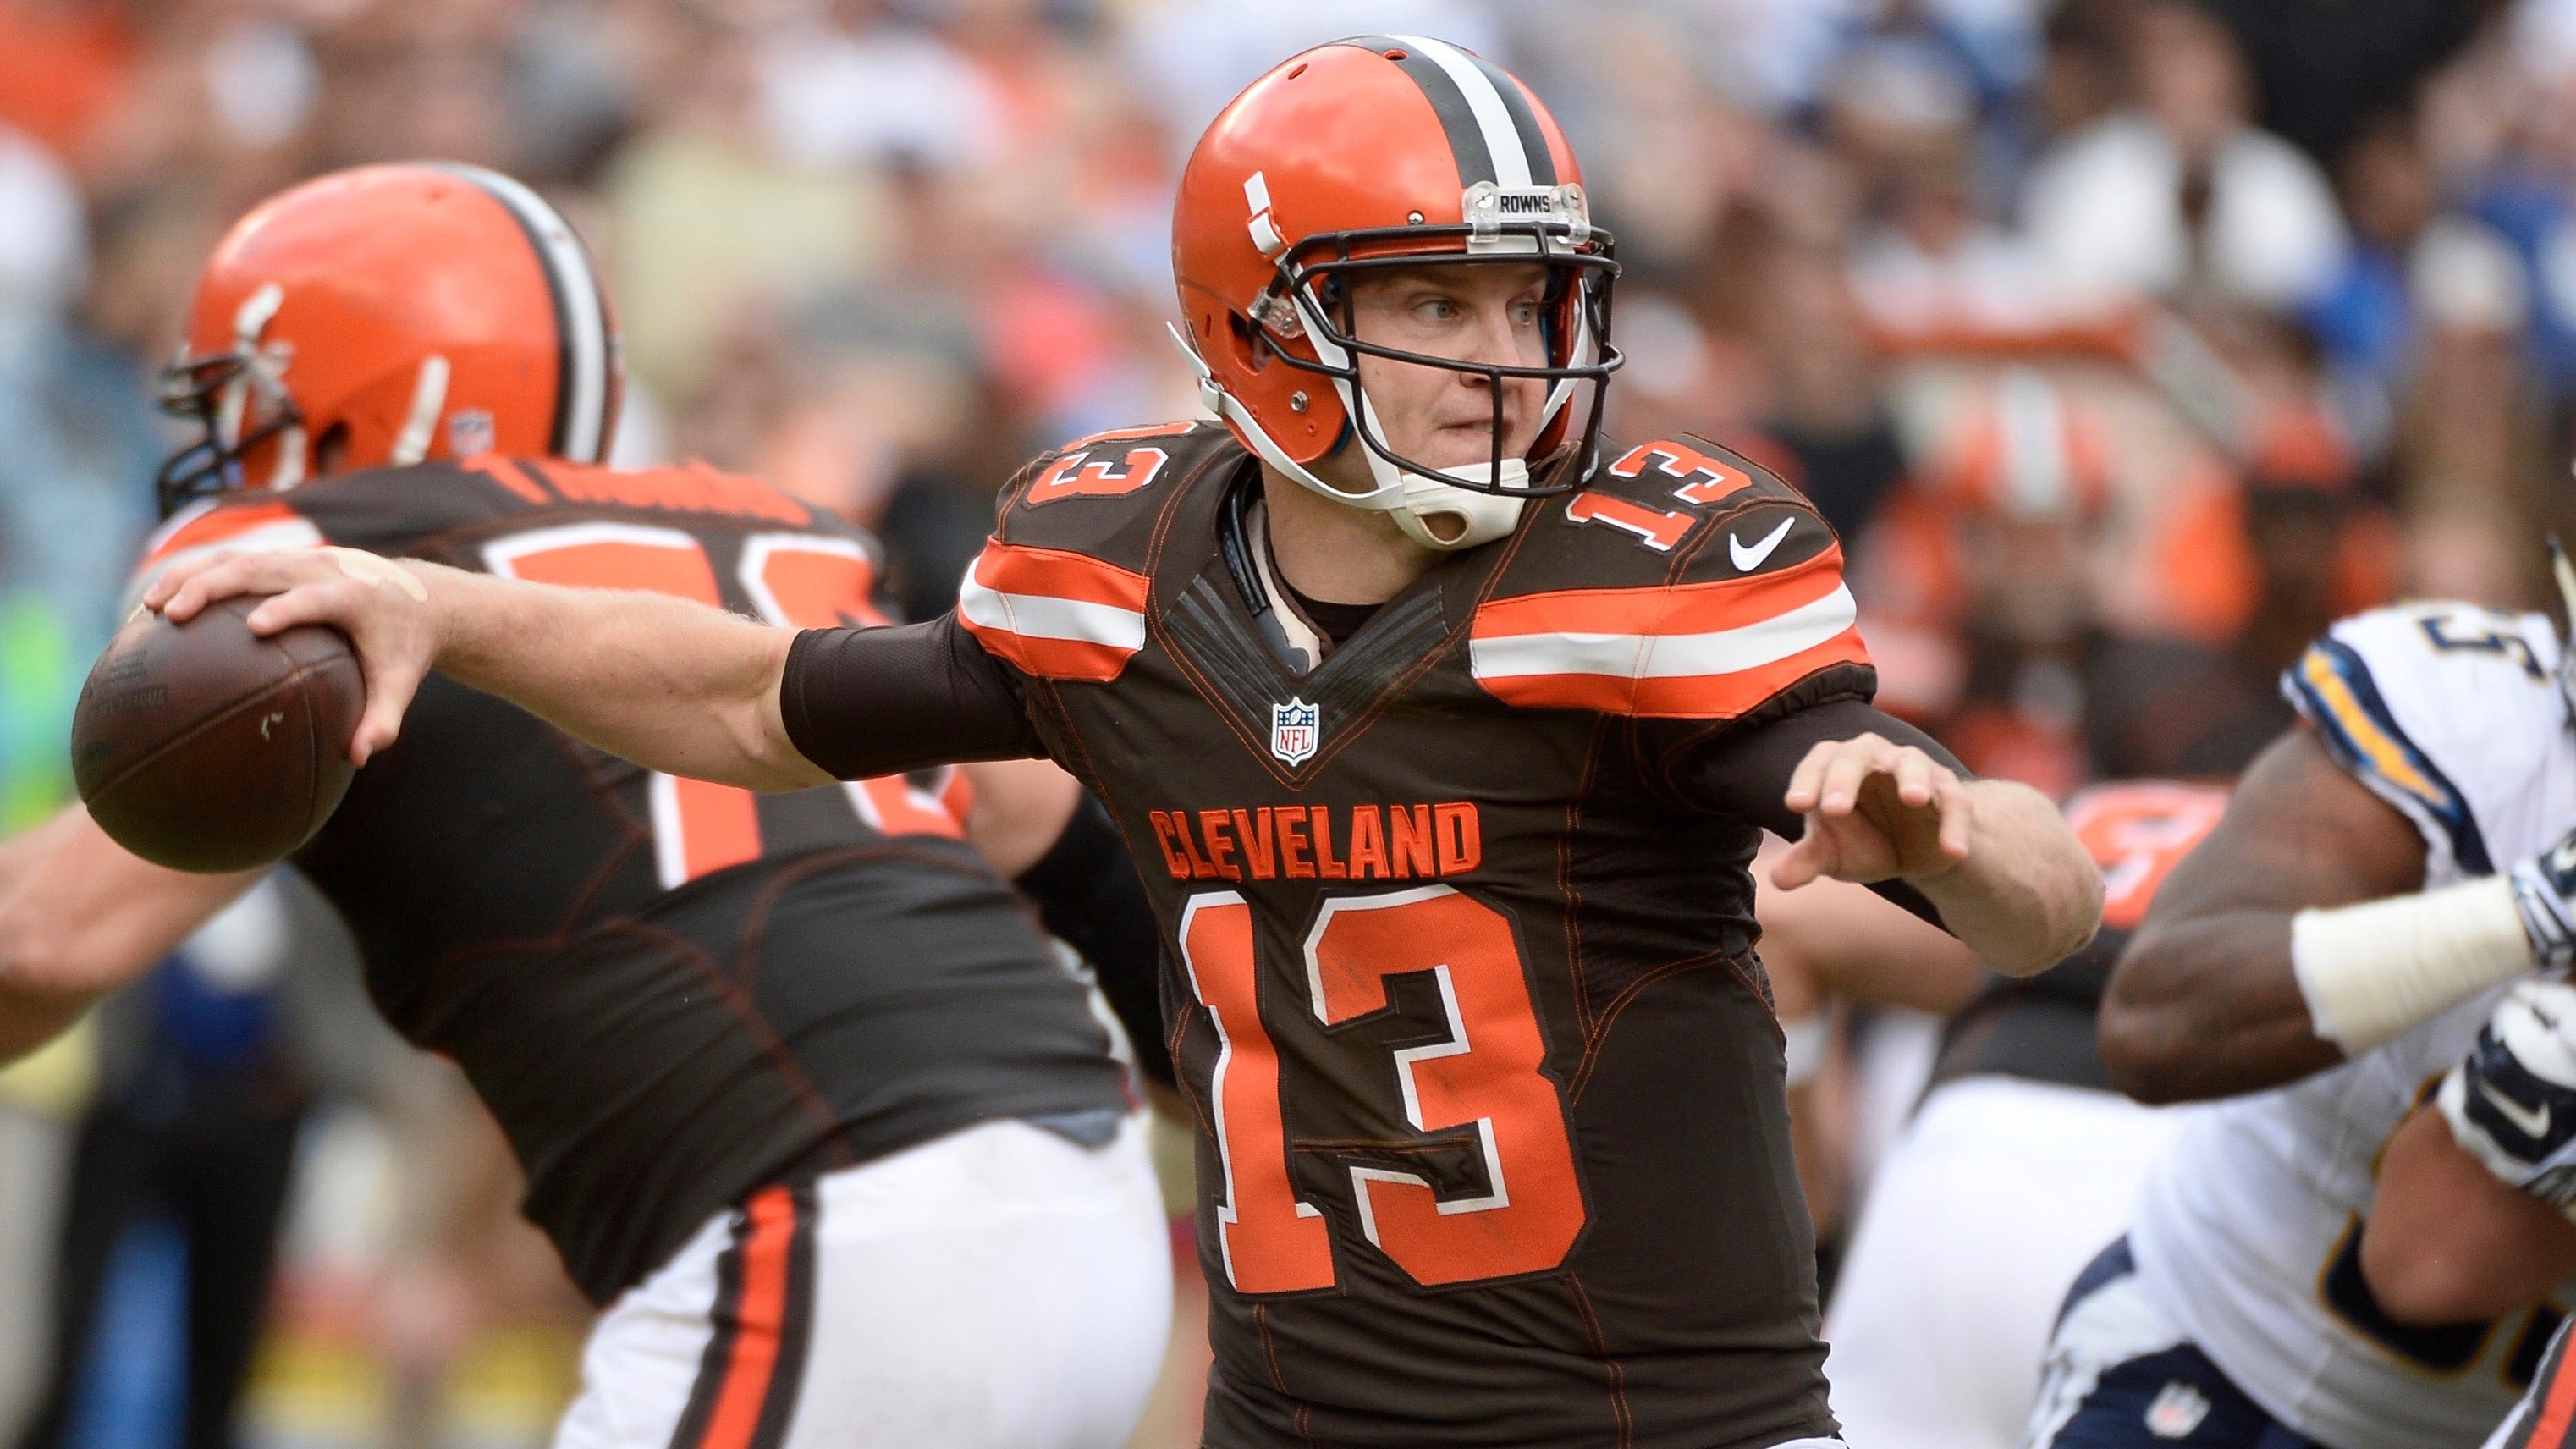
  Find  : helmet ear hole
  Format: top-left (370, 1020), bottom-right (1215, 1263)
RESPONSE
top-left (1227, 311), bottom-right (1273, 372)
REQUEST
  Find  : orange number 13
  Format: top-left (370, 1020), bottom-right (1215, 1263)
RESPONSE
top-left (1178, 885), bottom-right (1586, 1293)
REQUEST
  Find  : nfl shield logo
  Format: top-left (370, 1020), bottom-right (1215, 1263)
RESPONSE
top-left (1270, 697), bottom-right (1320, 765)
top-left (2143, 1381), bottom-right (2210, 1439)
top-left (447, 409), bottom-right (497, 459)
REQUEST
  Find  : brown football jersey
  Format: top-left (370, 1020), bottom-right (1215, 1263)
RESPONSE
top-left (130, 458), bottom-right (1128, 1303)
top-left (955, 421), bottom-right (1873, 1448)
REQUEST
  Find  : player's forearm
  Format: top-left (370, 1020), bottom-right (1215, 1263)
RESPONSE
top-left (2363, 1105), bottom-right (2576, 1325)
top-left (0, 810), bottom-right (258, 1064)
top-left (2095, 910), bottom-right (2338, 1102)
top-left (0, 810), bottom-right (131, 1059)
top-left (2105, 870), bottom-right (2554, 1104)
top-left (418, 564), bottom-right (827, 792)
top-left (1908, 778), bottom-right (2101, 978)
top-left (2094, 730), bottom-right (2439, 1103)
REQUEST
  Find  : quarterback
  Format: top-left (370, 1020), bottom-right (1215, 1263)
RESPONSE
top-left (152, 39), bottom-right (2101, 1448)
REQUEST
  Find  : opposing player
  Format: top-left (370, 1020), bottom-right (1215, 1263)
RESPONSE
top-left (2024, 591), bottom-right (2576, 1447)
top-left (151, 41), bottom-right (2103, 1448)
top-left (0, 165), bottom-right (1173, 1449)
top-left (1825, 780), bottom-right (2222, 1449)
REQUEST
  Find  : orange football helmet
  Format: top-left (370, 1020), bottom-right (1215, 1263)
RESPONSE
top-left (157, 163), bottom-right (620, 516)
top-left (1171, 36), bottom-right (1620, 549)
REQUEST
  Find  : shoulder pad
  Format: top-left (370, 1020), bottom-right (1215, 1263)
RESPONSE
top-left (128, 462), bottom-right (547, 605)
top-left (963, 420), bottom-right (1230, 684)
top-left (438, 456), bottom-right (817, 530)
top-left (127, 493), bottom-right (329, 612)
top-left (1471, 435), bottom-right (1868, 718)
top-left (2283, 603), bottom-right (2565, 879)
top-left (137, 494), bottom-right (325, 574)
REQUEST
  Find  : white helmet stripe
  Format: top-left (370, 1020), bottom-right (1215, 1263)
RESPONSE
top-left (433, 163), bottom-right (611, 462)
top-left (1392, 36), bottom-right (1531, 189)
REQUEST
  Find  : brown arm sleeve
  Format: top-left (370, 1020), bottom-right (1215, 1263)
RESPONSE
top-left (1669, 695), bottom-right (1969, 929)
top-left (778, 614), bottom-right (1046, 779)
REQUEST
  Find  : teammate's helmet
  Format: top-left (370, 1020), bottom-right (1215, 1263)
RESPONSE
top-left (157, 163), bottom-right (620, 517)
top-left (1171, 37), bottom-right (1620, 550)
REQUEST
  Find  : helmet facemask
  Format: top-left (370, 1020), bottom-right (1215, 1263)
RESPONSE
top-left (156, 283), bottom-right (306, 517)
top-left (1237, 193), bottom-right (1620, 550)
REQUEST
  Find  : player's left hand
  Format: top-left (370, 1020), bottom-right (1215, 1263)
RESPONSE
top-left (1770, 732), bottom-right (1973, 890)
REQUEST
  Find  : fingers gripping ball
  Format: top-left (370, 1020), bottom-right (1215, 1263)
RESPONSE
top-left (71, 596), bottom-right (365, 872)
top-left (2439, 979), bottom-right (2576, 1214)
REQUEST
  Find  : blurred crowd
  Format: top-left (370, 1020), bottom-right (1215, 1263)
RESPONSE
top-left (2, 0), bottom-right (2573, 1444)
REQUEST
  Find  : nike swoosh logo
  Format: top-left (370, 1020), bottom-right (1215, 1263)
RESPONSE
top-left (2483, 1079), bottom-right (2553, 1140)
top-left (1729, 516), bottom-right (1796, 572)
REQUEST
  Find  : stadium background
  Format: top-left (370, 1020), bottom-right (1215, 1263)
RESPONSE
top-left (0, 0), bottom-right (2562, 1443)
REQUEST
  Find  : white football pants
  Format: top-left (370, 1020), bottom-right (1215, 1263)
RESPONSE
top-left (553, 1115), bottom-right (1173, 1449)
top-left (1821, 1077), bottom-right (2193, 1449)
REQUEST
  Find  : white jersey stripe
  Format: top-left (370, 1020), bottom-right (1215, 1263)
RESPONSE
top-left (1393, 36), bottom-right (1531, 188)
top-left (1469, 584), bottom-right (1857, 683)
top-left (957, 574), bottom-right (1147, 651)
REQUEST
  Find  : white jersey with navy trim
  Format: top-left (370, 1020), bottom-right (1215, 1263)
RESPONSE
top-left (2126, 603), bottom-right (2576, 1449)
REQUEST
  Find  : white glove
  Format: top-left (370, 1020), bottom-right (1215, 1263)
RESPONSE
top-left (2438, 978), bottom-right (2576, 1214)
top-left (2509, 829), bottom-right (2576, 971)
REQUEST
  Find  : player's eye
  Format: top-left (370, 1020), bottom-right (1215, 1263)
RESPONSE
top-left (1415, 295), bottom-right (1460, 322)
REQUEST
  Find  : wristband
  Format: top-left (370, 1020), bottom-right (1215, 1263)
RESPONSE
top-left (2291, 875), bottom-right (2533, 1055)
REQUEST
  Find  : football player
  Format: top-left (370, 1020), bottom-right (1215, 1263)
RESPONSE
top-left (2022, 586), bottom-right (2576, 1447)
top-left (0, 165), bottom-right (1175, 1449)
top-left (1825, 781), bottom-right (2222, 1449)
top-left (147, 41), bottom-right (2104, 1449)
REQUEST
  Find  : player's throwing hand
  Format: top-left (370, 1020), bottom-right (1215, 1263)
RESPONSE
top-left (1772, 731), bottom-right (1976, 890)
top-left (147, 545), bottom-right (441, 768)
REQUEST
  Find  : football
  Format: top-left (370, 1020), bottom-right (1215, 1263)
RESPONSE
top-left (69, 596), bottom-right (366, 873)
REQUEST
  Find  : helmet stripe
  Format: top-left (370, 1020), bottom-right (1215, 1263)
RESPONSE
top-left (432, 163), bottom-right (612, 462)
top-left (1339, 36), bottom-right (1496, 186)
top-left (1390, 36), bottom-right (1533, 189)
top-left (1463, 52), bottom-right (1557, 187)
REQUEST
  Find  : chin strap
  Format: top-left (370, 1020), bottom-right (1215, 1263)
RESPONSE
top-left (1167, 322), bottom-right (1528, 552)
